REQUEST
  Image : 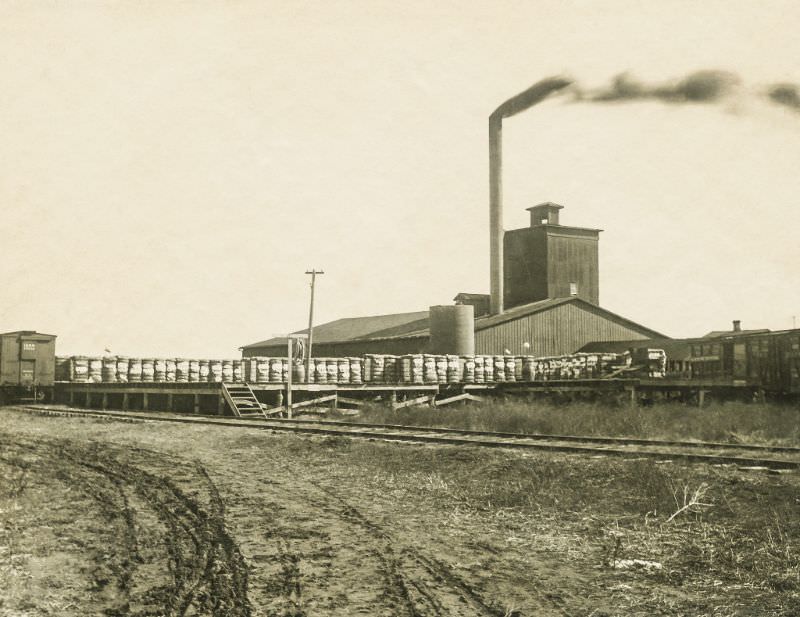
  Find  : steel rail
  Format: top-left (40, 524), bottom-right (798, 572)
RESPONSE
top-left (11, 405), bottom-right (800, 471)
top-left (27, 404), bottom-right (800, 455)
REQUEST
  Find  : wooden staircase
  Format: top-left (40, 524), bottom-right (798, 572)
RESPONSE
top-left (221, 383), bottom-right (267, 419)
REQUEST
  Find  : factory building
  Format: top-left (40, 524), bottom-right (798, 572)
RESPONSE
top-left (241, 204), bottom-right (666, 358)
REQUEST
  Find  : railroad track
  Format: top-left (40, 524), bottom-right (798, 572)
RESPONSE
top-left (12, 405), bottom-right (800, 471)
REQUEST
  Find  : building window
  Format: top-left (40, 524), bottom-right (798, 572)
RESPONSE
top-left (23, 342), bottom-right (35, 351)
top-left (569, 282), bottom-right (578, 296)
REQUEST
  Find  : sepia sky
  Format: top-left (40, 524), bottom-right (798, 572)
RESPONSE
top-left (2, 0), bottom-right (800, 357)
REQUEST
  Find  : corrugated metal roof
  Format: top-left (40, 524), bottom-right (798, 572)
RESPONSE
top-left (579, 338), bottom-right (690, 358)
top-left (240, 310), bottom-right (430, 349)
top-left (0, 330), bottom-right (57, 338)
top-left (242, 297), bottom-right (666, 350)
top-left (703, 329), bottom-right (770, 339)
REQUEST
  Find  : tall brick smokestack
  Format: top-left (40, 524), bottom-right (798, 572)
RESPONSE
top-left (489, 77), bottom-right (572, 315)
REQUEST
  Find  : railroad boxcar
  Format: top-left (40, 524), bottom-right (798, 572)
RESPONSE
top-left (0, 330), bottom-right (57, 404)
top-left (688, 329), bottom-right (800, 395)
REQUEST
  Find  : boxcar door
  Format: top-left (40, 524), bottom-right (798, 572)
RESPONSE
top-left (20, 360), bottom-right (35, 385)
top-left (732, 342), bottom-right (747, 380)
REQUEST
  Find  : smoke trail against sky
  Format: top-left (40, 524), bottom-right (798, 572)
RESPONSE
top-left (581, 70), bottom-right (740, 104)
top-left (768, 83), bottom-right (800, 112)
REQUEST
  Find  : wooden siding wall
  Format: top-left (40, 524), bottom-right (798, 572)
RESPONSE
top-left (546, 233), bottom-right (599, 305)
top-left (475, 303), bottom-right (650, 356)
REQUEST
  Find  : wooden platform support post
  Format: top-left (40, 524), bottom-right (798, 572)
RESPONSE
top-left (102, 392), bottom-right (108, 410)
top-left (85, 391), bottom-right (91, 408)
top-left (122, 392), bottom-right (129, 411)
top-left (217, 395), bottom-right (225, 416)
top-left (143, 392), bottom-right (149, 411)
top-left (167, 393), bottom-right (174, 412)
top-left (698, 389), bottom-right (706, 408)
top-left (626, 385), bottom-right (637, 408)
top-left (69, 390), bottom-right (74, 406)
top-left (193, 394), bottom-right (200, 414)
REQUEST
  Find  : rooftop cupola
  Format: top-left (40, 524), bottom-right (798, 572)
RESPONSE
top-left (527, 202), bottom-right (563, 227)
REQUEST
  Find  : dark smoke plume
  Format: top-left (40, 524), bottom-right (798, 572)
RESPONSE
top-left (585, 70), bottom-right (740, 104)
top-left (768, 83), bottom-right (800, 111)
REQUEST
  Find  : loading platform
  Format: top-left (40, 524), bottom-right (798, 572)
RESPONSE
top-left (52, 376), bottom-right (756, 415)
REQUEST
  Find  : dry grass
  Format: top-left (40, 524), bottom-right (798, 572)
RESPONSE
top-left (2, 409), bottom-right (800, 615)
top-left (338, 399), bottom-right (800, 446)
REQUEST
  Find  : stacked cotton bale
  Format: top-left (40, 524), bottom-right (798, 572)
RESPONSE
top-left (522, 356), bottom-right (536, 381)
top-left (383, 355), bottom-right (398, 384)
top-left (219, 359), bottom-right (232, 383)
top-left (88, 357), bottom-right (103, 383)
top-left (69, 356), bottom-right (90, 382)
top-left (349, 357), bottom-right (363, 383)
top-left (128, 358), bottom-right (143, 382)
top-left (101, 356), bottom-right (117, 383)
top-left (188, 359), bottom-right (200, 382)
top-left (175, 358), bottom-right (189, 382)
top-left (461, 355), bottom-right (475, 383)
top-left (116, 357), bottom-right (129, 383)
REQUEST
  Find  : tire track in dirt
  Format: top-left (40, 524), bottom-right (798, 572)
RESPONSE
top-left (3, 435), bottom-right (252, 617)
top-left (212, 454), bottom-right (507, 617)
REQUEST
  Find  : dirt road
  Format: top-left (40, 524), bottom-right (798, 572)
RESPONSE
top-left (2, 410), bottom-right (798, 616)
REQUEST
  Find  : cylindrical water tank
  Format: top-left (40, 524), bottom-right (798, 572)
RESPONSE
top-left (102, 356), bottom-right (117, 383)
top-left (221, 359), bottom-right (234, 383)
top-left (128, 358), bottom-right (143, 382)
top-left (88, 357), bottom-right (103, 383)
top-left (116, 356), bottom-right (129, 383)
top-left (175, 358), bottom-right (190, 382)
top-left (141, 359), bottom-right (156, 382)
top-left (428, 305), bottom-right (475, 355)
top-left (71, 356), bottom-right (90, 382)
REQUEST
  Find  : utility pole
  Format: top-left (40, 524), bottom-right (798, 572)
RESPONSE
top-left (305, 269), bottom-right (324, 383)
